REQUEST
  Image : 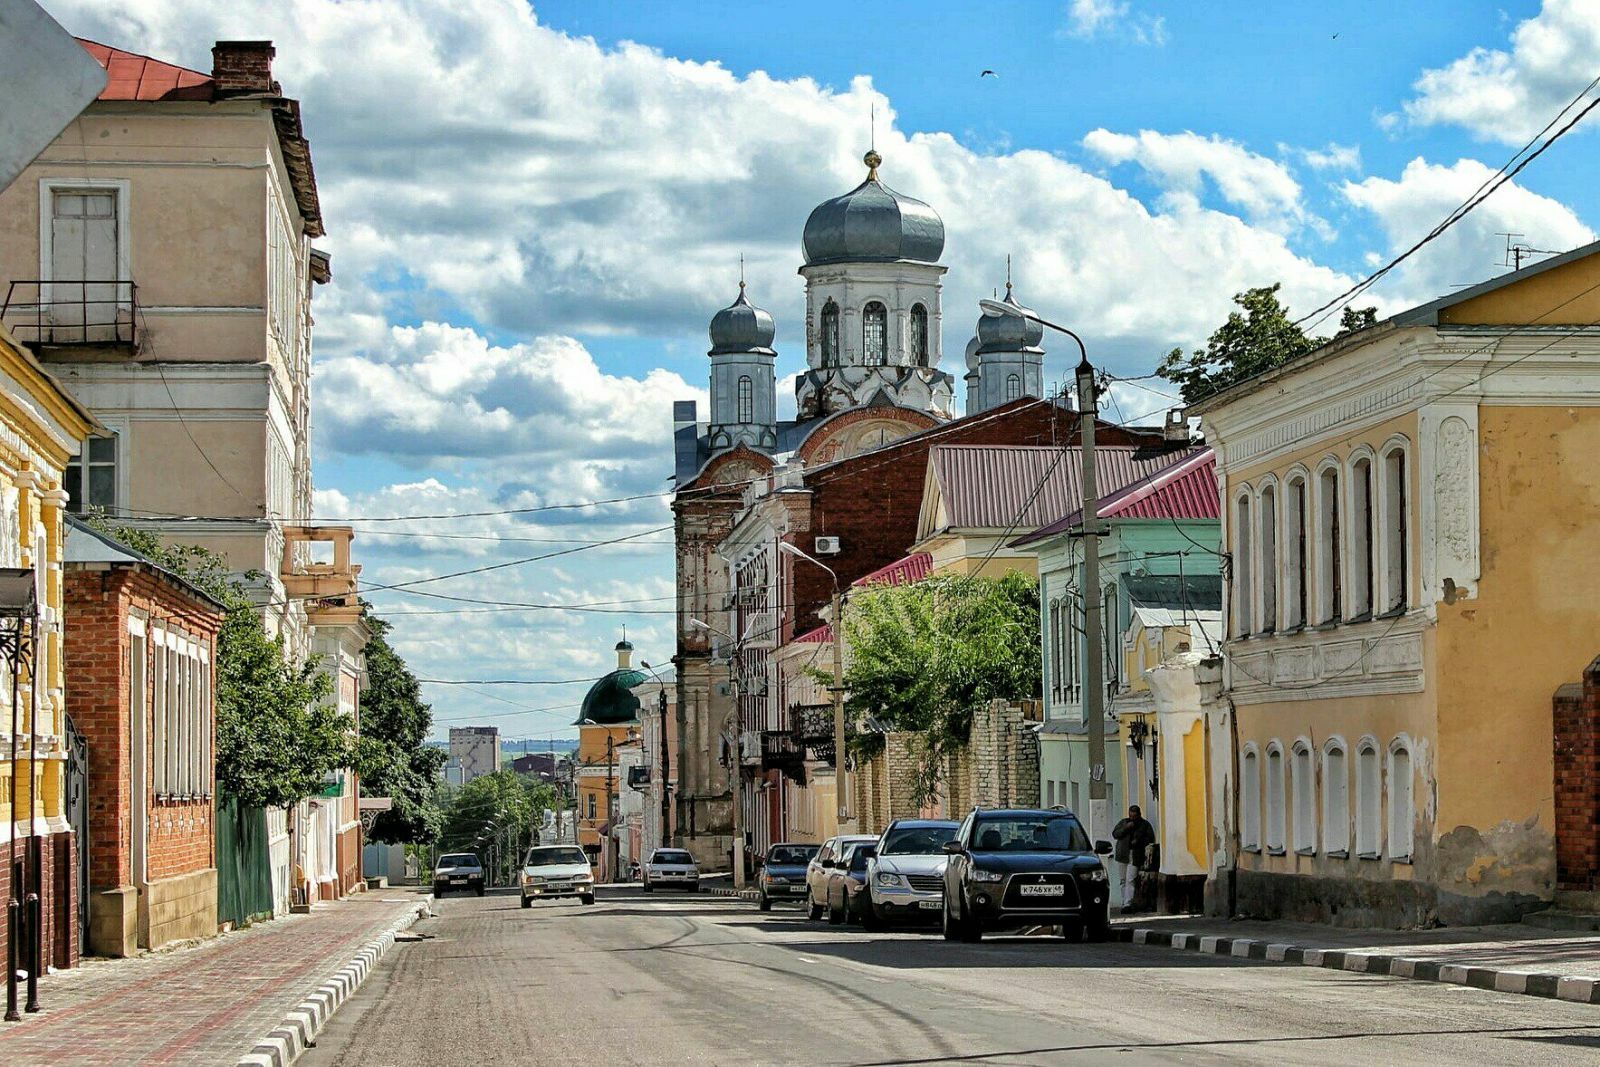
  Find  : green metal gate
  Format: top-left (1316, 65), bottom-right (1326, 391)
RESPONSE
top-left (216, 797), bottom-right (273, 926)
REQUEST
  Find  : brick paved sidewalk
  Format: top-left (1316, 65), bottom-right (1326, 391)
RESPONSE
top-left (0, 890), bottom-right (428, 1066)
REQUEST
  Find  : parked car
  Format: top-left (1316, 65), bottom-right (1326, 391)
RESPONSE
top-left (864, 819), bottom-right (959, 929)
top-left (642, 848), bottom-right (700, 892)
top-left (941, 808), bottom-right (1113, 943)
top-left (825, 841), bottom-right (877, 925)
top-left (806, 834), bottom-right (877, 920)
top-left (433, 852), bottom-right (485, 897)
top-left (757, 842), bottom-right (819, 911)
top-left (519, 845), bottom-right (596, 907)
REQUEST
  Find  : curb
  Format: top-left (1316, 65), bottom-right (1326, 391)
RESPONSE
top-left (701, 882), bottom-right (759, 903)
top-left (235, 901), bottom-right (432, 1067)
top-left (1118, 926), bottom-right (1600, 1005)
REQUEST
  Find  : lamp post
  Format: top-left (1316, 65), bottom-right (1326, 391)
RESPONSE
top-left (640, 661), bottom-right (672, 854)
top-left (980, 298), bottom-right (1110, 843)
top-left (775, 542), bottom-right (849, 828)
top-left (688, 617), bottom-right (750, 887)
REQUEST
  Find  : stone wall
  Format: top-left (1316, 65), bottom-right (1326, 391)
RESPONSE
top-left (1554, 656), bottom-right (1600, 892)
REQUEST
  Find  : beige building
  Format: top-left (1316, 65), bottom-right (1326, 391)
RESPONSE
top-left (0, 37), bottom-right (366, 913)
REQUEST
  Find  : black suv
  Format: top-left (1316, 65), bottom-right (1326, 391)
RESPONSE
top-left (941, 808), bottom-right (1112, 942)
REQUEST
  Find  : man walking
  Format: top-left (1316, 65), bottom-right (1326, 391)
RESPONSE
top-left (1111, 804), bottom-right (1155, 914)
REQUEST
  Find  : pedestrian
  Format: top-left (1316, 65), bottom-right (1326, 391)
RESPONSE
top-left (1111, 804), bottom-right (1155, 914)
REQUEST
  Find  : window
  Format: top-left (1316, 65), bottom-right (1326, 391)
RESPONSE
top-left (587, 793), bottom-right (598, 821)
top-left (1005, 373), bottom-right (1022, 402)
top-left (1317, 465), bottom-right (1341, 623)
top-left (150, 627), bottom-right (212, 798)
top-left (820, 300), bottom-right (840, 367)
top-left (1233, 493), bottom-right (1253, 637)
top-left (1355, 739), bottom-right (1381, 858)
top-left (1285, 477), bottom-right (1307, 629)
top-left (862, 301), bottom-right (887, 365)
top-left (1050, 594), bottom-right (1080, 707)
top-left (1291, 740), bottom-right (1315, 853)
top-left (910, 304), bottom-right (929, 366)
top-left (736, 375), bottom-right (753, 423)
top-left (1046, 780), bottom-right (1057, 807)
top-left (1265, 743), bottom-right (1286, 853)
top-left (1323, 740), bottom-right (1349, 856)
top-left (1350, 456), bottom-right (1375, 619)
top-left (1103, 584), bottom-right (1119, 696)
top-left (1258, 485), bottom-right (1277, 633)
top-left (1388, 740), bottom-right (1413, 861)
top-left (1241, 746), bottom-right (1261, 851)
top-left (1381, 445), bottom-right (1408, 614)
top-left (65, 433), bottom-right (117, 513)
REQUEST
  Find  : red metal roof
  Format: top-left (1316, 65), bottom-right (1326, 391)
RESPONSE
top-left (851, 551), bottom-right (933, 589)
top-left (78, 39), bottom-right (214, 101)
top-left (794, 624), bottom-right (832, 644)
top-left (1016, 448), bottom-right (1217, 544)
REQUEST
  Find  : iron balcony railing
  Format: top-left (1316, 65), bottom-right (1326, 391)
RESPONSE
top-left (1, 279), bottom-right (137, 346)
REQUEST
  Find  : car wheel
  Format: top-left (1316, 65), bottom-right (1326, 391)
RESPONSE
top-left (827, 895), bottom-right (844, 925)
top-left (860, 900), bottom-right (879, 931)
top-left (808, 897), bottom-right (823, 921)
top-left (476, 885), bottom-right (485, 898)
top-left (642, 880), bottom-right (653, 893)
top-left (956, 896), bottom-right (982, 943)
top-left (942, 897), bottom-right (962, 941)
top-left (1060, 919), bottom-right (1083, 942)
top-left (434, 886), bottom-right (446, 898)
top-left (581, 893), bottom-right (596, 905)
top-left (521, 895), bottom-right (532, 909)
top-left (758, 894), bottom-right (772, 912)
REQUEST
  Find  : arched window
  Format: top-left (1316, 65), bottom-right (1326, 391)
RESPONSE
top-left (1291, 740), bottom-right (1315, 853)
top-left (863, 301), bottom-right (887, 365)
top-left (820, 300), bottom-right (840, 367)
top-left (1350, 455), bottom-right (1375, 619)
top-left (1005, 373), bottom-right (1022, 402)
top-left (1233, 493), bottom-right (1253, 638)
top-left (736, 375), bottom-right (753, 423)
top-left (1388, 739), bottom-right (1413, 861)
top-left (1381, 443), bottom-right (1409, 614)
top-left (1258, 484), bottom-right (1277, 633)
top-left (1317, 464), bottom-right (1341, 623)
top-left (1241, 746), bottom-right (1261, 851)
top-left (1323, 739), bottom-right (1350, 856)
top-left (1265, 742), bottom-right (1286, 853)
top-left (1355, 739), bottom-right (1381, 858)
top-left (910, 304), bottom-right (929, 366)
top-left (1284, 476), bottom-right (1307, 629)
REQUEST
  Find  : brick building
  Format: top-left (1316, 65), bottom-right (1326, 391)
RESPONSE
top-left (64, 517), bottom-right (226, 956)
top-left (1553, 657), bottom-right (1600, 896)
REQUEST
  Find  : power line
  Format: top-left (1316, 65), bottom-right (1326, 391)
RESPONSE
top-left (356, 525), bottom-right (672, 594)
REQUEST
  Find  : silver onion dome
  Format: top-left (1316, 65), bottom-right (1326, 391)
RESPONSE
top-left (802, 150), bottom-right (946, 267)
top-left (965, 333), bottom-right (982, 371)
top-left (709, 282), bottom-right (776, 355)
top-left (976, 283), bottom-right (1045, 354)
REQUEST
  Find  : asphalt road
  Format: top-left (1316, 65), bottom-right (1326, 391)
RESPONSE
top-left (302, 886), bottom-right (1600, 1066)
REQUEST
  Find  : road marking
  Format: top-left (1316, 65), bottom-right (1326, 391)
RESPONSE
top-left (798, 957), bottom-right (818, 964)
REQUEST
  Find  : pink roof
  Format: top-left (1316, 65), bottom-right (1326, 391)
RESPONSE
top-left (1016, 448), bottom-right (1217, 544)
top-left (794, 624), bottom-right (832, 644)
top-left (78, 39), bottom-right (214, 101)
top-left (851, 551), bottom-right (933, 589)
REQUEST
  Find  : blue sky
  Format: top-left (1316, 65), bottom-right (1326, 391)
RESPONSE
top-left (50, 0), bottom-right (1600, 739)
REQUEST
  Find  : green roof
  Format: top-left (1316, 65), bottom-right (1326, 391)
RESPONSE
top-left (576, 667), bottom-right (647, 726)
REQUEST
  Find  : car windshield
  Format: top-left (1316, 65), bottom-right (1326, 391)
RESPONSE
top-left (880, 824), bottom-right (958, 855)
top-left (652, 851), bottom-right (694, 865)
top-left (971, 816), bottom-right (1090, 853)
top-left (767, 845), bottom-right (818, 865)
top-left (525, 847), bottom-right (586, 867)
top-left (439, 854), bottom-right (479, 867)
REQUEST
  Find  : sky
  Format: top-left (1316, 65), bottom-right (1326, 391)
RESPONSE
top-left (44, 0), bottom-right (1600, 740)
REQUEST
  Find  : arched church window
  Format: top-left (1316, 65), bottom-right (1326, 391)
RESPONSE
top-left (820, 301), bottom-right (840, 367)
top-left (1005, 374), bottom-right (1022, 402)
top-left (910, 304), bottom-right (929, 367)
top-left (863, 302), bottom-right (887, 366)
top-left (737, 376), bottom-right (753, 423)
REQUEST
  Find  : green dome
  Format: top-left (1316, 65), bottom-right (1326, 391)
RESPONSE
top-left (576, 667), bottom-right (647, 726)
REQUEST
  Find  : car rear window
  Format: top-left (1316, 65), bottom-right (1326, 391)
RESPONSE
top-left (652, 850), bottom-right (694, 864)
top-left (439, 854), bottom-right (480, 867)
top-left (767, 845), bottom-right (818, 865)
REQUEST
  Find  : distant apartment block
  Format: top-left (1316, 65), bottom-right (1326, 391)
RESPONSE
top-left (449, 726), bottom-right (500, 784)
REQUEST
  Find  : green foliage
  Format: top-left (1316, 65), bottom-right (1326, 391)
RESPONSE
top-left (354, 611), bottom-right (446, 844)
top-left (836, 572), bottom-right (1040, 801)
top-left (83, 517), bottom-right (348, 809)
top-left (1157, 284), bottom-right (1378, 403)
top-left (437, 770), bottom-right (555, 884)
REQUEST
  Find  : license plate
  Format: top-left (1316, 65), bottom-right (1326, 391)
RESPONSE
top-left (1019, 884), bottom-right (1064, 897)
top-left (451, 877), bottom-right (467, 884)
top-left (918, 900), bottom-right (942, 910)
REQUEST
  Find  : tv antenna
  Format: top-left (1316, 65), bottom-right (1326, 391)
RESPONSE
top-left (1498, 232), bottom-right (1558, 271)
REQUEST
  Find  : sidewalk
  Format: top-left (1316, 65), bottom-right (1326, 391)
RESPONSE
top-left (1115, 914), bottom-right (1600, 1004)
top-left (0, 890), bottom-right (429, 1066)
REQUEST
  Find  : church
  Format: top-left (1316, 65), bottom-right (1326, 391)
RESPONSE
top-left (668, 148), bottom-right (1056, 865)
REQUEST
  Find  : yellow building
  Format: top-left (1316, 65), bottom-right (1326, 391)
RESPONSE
top-left (574, 641), bottom-right (644, 880)
top-left (0, 323), bottom-right (97, 970)
top-left (1194, 240), bottom-right (1600, 926)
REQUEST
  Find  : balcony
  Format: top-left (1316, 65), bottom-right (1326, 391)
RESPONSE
top-left (281, 525), bottom-right (363, 626)
top-left (1, 280), bottom-right (138, 352)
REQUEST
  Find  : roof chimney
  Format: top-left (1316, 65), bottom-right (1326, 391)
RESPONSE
top-left (211, 40), bottom-right (278, 95)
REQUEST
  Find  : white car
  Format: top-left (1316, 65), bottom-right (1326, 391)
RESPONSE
top-left (642, 848), bottom-right (700, 892)
top-left (520, 845), bottom-right (596, 907)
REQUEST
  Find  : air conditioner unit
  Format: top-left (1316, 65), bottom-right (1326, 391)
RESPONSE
top-left (814, 536), bottom-right (841, 556)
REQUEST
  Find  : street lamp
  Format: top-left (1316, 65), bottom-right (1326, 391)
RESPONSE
top-left (639, 661), bottom-right (673, 855)
top-left (776, 541), bottom-right (850, 827)
top-left (980, 297), bottom-right (1110, 844)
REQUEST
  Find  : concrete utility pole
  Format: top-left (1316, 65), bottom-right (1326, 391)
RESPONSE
top-left (777, 542), bottom-right (848, 827)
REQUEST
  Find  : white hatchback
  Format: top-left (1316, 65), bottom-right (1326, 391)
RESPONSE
top-left (520, 845), bottom-right (596, 907)
top-left (642, 848), bottom-right (700, 892)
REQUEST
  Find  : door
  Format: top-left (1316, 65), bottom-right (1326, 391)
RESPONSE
top-left (65, 714), bottom-right (89, 952)
top-left (49, 189), bottom-right (119, 341)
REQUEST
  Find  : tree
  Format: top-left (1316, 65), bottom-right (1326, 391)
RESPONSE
top-left (837, 572), bottom-right (1040, 801)
top-left (354, 611), bottom-right (446, 844)
top-left (437, 770), bottom-right (555, 885)
top-left (1158, 284), bottom-right (1378, 403)
top-left (84, 519), bottom-right (350, 809)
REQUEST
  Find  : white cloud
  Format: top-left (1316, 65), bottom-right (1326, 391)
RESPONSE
top-left (1083, 128), bottom-right (1308, 232)
top-left (1342, 157), bottom-right (1594, 310)
top-left (1294, 143), bottom-right (1362, 172)
top-left (1391, 0), bottom-right (1600, 144)
top-left (1062, 0), bottom-right (1167, 45)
